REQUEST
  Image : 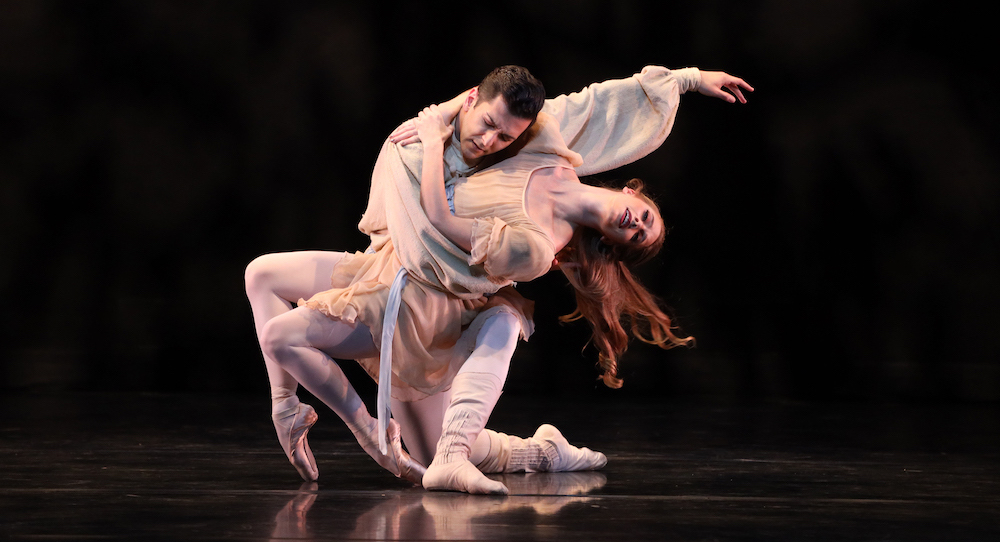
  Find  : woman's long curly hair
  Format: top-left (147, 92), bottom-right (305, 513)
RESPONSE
top-left (557, 178), bottom-right (694, 388)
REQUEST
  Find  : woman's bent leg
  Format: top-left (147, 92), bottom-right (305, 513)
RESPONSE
top-left (245, 250), bottom-right (351, 408)
top-left (260, 305), bottom-right (376, 419)
top-left (246, 251), bottom-right (353, 481)
top-left (261, 305), bottom-right (423, 484)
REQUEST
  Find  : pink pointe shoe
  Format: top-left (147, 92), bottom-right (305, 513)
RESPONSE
top-left (350, 416), bottom-right (426, 485)
top-left (389, 419), bottom-right (427, 485)
top-left (273, 402), bottom-right (320, 482)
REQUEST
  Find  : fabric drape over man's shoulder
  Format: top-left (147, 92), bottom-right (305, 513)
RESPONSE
top-left (356, 112), bottom-right (582, 299)
top-left (357, 137), bottom-right (504, 299)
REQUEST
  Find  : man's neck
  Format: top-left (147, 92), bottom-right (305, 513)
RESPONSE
top-left (453, 111), bottom-right (481, 168)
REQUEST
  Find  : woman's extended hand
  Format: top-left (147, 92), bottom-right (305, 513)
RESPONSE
top-left (697, 71), bottom-right (754, 104)
top-left (414, 104), bottom-right (454, 147)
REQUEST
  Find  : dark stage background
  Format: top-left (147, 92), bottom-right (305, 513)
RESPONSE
top-left (2, 1), bottom-right (997, 403)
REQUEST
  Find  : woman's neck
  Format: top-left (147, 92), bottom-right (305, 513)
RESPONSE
top-left (552, 181), bottom-right (611, 231)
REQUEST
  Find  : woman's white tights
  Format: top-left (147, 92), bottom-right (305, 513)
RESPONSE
top-left (245, 250), bottom-right (370, 419)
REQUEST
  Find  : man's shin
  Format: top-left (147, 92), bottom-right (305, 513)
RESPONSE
top-left (433, 371), bottom-right (503, 464)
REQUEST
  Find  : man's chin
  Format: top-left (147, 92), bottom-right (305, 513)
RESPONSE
top-left (461, 147), bottom-right (485, 165)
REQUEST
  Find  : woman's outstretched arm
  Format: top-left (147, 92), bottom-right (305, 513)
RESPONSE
top-left (415, 104), bottom-right (476, 253)
top-left (543, 66), bottom-right (753, 176)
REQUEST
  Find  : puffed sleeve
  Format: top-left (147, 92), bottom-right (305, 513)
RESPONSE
top-left (542, 66), bottom-right (701, 176)
top-left (468, 217), bottom-right (554, 282)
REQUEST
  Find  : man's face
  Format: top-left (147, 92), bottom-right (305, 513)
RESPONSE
top-left (457, 90), bottom-right (532, 165)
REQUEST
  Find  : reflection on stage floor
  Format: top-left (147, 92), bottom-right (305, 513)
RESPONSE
top-left (2, 392), bottom-right (999, 540)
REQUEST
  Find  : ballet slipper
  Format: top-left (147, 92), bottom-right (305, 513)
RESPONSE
top-left (422, 372), bottom-right (509, 494)
top-left (348, 415), bottom-right (426, 485)
top-left (534, 424), bottom-right (607, 472)
top-left (477, 424), bottom-right (607, 473)
top-left (272, 402), bottom-right (320, 482)
top-left (423, 458), bottom-right (509, 495)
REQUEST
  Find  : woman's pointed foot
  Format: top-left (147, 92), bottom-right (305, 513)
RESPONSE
top-left (349, 416), bottom-right (426, 485)
top-left (390, 421), bottom-right (427, 485)
top-left (273, 402), bottom-right (320, 481)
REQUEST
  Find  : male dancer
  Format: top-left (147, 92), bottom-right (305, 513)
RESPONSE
top-left (389, 65), bottom-right (752, 495)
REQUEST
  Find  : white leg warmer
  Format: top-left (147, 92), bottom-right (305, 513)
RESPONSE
top-left (422, 311), bottom-right (520, 495)
top-left (476, 425), bottom-right (608, 474)
top-left (422, 372), bottom-right (508, 494)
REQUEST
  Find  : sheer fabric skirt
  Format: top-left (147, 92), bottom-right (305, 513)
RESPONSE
top-left (299, 240), bottom-right (534, 402)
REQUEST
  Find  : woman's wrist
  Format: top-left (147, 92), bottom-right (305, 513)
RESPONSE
top-left (422, 140), bottom-right (445, 157)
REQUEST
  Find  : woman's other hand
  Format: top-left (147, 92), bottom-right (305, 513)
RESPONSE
top-left (389, 119), bottom-right (419, 145)
top-left (390, 90), bottom-right (470, 145)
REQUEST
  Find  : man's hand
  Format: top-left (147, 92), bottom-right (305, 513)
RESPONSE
top-left (697, 71), bottom-right (754, 104)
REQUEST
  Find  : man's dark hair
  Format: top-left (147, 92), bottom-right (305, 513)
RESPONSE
top-left (476, 65), bottom-right (545, 121)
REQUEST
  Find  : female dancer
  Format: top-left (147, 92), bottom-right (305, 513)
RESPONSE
top-left (410, 103), bottom-right (694, 494)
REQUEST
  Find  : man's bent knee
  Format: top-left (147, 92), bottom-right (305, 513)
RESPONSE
top-left (477, 311), bottom-right (521, 354)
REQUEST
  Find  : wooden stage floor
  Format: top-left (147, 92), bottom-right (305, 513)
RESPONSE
top-left (2, 392), bottom-right (999, 540)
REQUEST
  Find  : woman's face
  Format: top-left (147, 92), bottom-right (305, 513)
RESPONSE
top-left (600, 187), bottom-right (663, 248)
